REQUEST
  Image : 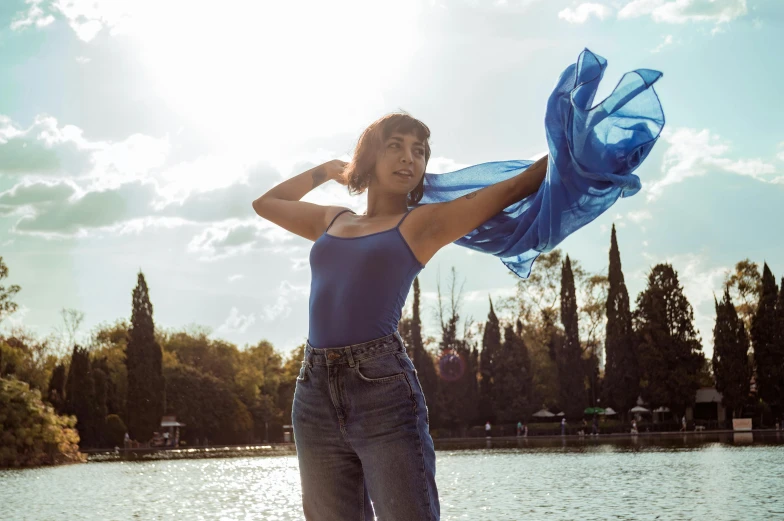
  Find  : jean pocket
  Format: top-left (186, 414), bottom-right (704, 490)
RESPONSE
top-left (355, 353), bottom-right (407, 383)
top-left (296, 360), bottom-right (311, 382)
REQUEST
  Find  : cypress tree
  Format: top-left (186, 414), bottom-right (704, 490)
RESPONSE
top-left (126, 271), bottom-right (165, 442)
top-left (408, 277), bottom-right (439, 426)
top-left (634, 264), bottom-right (704, 416)
top-left (558, 255), bottom-right (586, 418)
top-left (479, 297), bottom-right (501, 422)
top-left (751, 264), bottom-right (782, 422)
top-left (603, 225), bottom-right (639, 419)
top-left (712, 288), bottom-right (750, 419)
top-left (65, 345), bottom-right (97, 447)
top-left (47, 362), bottom-right (67, 413)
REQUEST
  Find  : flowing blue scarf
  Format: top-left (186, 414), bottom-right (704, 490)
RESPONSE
top-left (413, 49), bottom-right (665, 278)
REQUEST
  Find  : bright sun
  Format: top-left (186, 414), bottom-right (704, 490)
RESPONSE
top-left (120, 0), bottom-right (422, 166)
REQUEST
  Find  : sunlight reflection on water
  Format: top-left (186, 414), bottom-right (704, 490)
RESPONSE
top-left (2, 442), bottom-right (784, 521)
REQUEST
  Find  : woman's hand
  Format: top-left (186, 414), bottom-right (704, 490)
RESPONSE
top-left (323, 159), bottom-right (348, 186)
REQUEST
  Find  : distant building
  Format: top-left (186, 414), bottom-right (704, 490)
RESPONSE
top-left (687, 388), bottom-right (726, 423)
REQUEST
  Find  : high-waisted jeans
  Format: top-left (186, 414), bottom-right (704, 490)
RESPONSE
top-left (292, 331), bottom-right (440, 521)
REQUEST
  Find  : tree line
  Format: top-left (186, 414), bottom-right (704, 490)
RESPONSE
top-left (1, 224), bottom-right (783, 463)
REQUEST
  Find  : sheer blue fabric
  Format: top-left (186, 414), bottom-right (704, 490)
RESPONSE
top-left (413, 49), bottom-right (665, 278)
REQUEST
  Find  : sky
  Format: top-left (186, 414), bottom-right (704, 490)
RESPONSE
top-left (0, 0), bottom-right (782, 360)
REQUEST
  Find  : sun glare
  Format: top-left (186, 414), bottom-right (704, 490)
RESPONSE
top-left (119, 0), bottom-right (423, 168)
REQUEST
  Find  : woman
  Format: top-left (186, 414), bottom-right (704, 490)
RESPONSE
top-left (254, 47), bottom-right (665, 520)
top-left (253, 113), bottom-right (548, 520)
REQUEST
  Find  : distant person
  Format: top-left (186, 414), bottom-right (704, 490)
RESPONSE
top-left (523, 423), bottom-right (528, 438)
top-left (631, 420), bottom-right (638, 434)
top-left (517, 421), bottom-right (523, 437)
top-left (681, 416), bottom-right (687, 432)
top-left (561, 418), bottom-right (567, 436)
top-left (592, 415), bottom-right (599, 436)
top-left (486, 421), bottom-right (492, 437)
top-left (123, 432), bottom-right (130, 449)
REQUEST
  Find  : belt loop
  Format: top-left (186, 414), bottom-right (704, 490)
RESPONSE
top-left (394, 331), bottom-right (405, 352)
top-left (345, 347), bottom-right (355, 367)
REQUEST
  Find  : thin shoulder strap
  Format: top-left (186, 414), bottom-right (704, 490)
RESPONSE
top-left (325, 208), bottom-right (354, 233)
top-left (395, 208), bottom-right (415, 228)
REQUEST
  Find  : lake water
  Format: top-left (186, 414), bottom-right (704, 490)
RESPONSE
top-left (2, 434), bottom-right (784, 521)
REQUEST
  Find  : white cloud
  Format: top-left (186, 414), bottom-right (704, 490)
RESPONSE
top-left (10, 0), bottom-right (55, 30)
top-left (627, 210), bottom-right (652, 223)
top-left (645, 127), bottom-right (781, 201)
top-left (558, 3), bottom-right (612, 23)
top-left (187, 220), bottom-right (276, 260)
top-left (228, 274), bottom-right (244, 283)
top-left (262, 281), bottom-right (308, 322)
top-left (427, 156), bottom-right (471, 174)
top-left (618, 0), bottom-right (747, 27)
top-left (215, 307), bottom-right (256, 335)
top-left (777, 142), bottom-right (784, 162)
top-left (651, 34), bottom-right (674, 53)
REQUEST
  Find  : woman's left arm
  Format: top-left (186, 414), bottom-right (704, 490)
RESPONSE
top-left (412, 155), bottom-right (548, 261)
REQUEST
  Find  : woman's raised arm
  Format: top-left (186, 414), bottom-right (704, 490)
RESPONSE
top-left (252, 160), bottom-right (350, 242)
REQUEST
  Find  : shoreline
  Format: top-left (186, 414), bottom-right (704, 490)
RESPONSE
top-left (80, 429), bottom-right (784, 463)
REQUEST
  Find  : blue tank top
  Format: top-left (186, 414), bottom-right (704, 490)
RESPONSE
top-left (308, 209), bottom-right (424, 348)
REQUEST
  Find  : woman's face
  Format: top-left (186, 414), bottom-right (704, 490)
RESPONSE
top-left (372, 131), bottom-right (426, 197)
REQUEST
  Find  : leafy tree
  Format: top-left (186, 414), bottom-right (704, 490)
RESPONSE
top-left (724, 259), bottom-right (762, 332)
top-left (712, 288), bottom-right (751, 418)
top-left (435, 268), bottom-right (479, 431)
top-left (603, 225), bottom-right (639, 418)
top-left (479, 297), bottom-right (501, 422)
top-left (126, 272), bottom-right (164, 442)
top-left (0, 256), bottom-right (21, 325)
top-left (751, 264), bottom-right (783, 421)
top-left (634, 264), bottom-right (704, 416)
top-left (0, 377), bottom-right (83, 468)
top-left (493, 320), bottom-right (533, 422)
top-left (558, 255), bottom-right (586, 418)
top-left (400, 277), bottom-right (440, 426)
top-left (105, 414), bottom-right (127, 448)
top-left (164, 364), bottom-right (253, 445)
top-left (65, 346), bottom-right (98, 447)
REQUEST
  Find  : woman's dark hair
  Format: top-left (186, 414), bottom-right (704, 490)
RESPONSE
top-left (344, 112), bottom-right (431, 205)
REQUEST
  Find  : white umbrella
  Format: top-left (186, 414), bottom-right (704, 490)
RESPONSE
top-left (556, 412), bottom-right (565, 417)
top-left (653, 406), bottom-right (670, 413)
top-left (602, 407), bottom-right (617, 416)
top-left (630, 406), bottom-right (650, 414)
top-left (532, 408), bottom-right (555, 418)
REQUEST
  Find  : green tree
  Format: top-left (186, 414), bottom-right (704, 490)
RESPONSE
top-left (400, 277), bottom-right (440, 426)
top-left (493, 320), bottom-right (533, 422)
top-left (602, 225), bottom-right (639, 418)
top-left (164, 364), bottom-right (253, 445)
top-left (47, 362), bottom-right (67, 413)
top-left (0, 256), bottom-right (21, 325)
top-left (0, 377), bottom-right (83, 468)
top-left (751, 264), bottom-right (783, 422)
top-left (126, 272), bottom-right (164, 442)
top-left (724, 259), bottom-right (762, 332)
top-left (435, 268), bottom-right (479, 431)
top-left (712, 288), bottom-right (751, 419)
top-left (634, 264), bottom-right (704, 416)
top-left (558, 255), bottom-right (586, 418)
top-left (479, 297), bottom-right (501, 422)
top-left (65, 346), bottom-right (98, 447)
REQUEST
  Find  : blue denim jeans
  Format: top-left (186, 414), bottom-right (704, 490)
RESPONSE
top-left (292, 331), bottom-right (440, 521)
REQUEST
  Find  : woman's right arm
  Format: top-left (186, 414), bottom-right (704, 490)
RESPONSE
top-left (252, 160), bottom-right (349, 241)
